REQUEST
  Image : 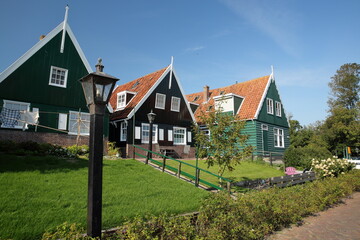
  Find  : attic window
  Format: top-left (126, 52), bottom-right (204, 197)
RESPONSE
top-left (155, 93), bottom-right (166, 110)
top-left (220, 90), bottom-right (225, 95)
top-left (117, 92), bottom-right (126, 109)
top-left (49, 66), bottom-right (68, 88)
top-left (193, 96), bottom-right (199, 101)
top-left (131, 81), bottom-right (140, 89)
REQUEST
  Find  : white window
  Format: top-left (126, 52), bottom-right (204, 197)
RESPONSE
top-left (155, 93), bottom-right (166, 110)
top-left (261, 124), bottom-right (268, 131)
top-left (49, 66), bottom-right (68, 88)
top-left (266, 98), bottom-right (274, 114)
top-left (187, 131), bottom-right (192, 143)
top-left (117, 92), bottom-right (126, 109)
top-left (274, 128), bottom-right (284, 148)
top-left (173, 127), bottom-right (186, 145)
top-left (120, 121), bottom-right (127, 141)
top-left (159, 128), bottom-right (164, 141)
top-left (141, 123), bottom-right (158, 143)
top-left (58, 113), bottom-right (68, 130)
top-left (68, 111), bottom-right (90, 135)
top-left (1, 100), bottom-right (30, 129)
top-left (275, 101), bottom-right (282, 117)
top-left (171, 97), bottom-right (180, 112)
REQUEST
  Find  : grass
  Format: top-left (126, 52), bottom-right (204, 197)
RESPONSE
top-left (0, 153), bottom-right (209, 240)
top-left (163, 158), bottom-right (284, 184)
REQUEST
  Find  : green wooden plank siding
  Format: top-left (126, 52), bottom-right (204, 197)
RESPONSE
top-left (0, 32), bottom-right (88, 109)
top-left (257, 81), bottom-right (289, 128)
top-left (254, 121), bottom-right (290, 154)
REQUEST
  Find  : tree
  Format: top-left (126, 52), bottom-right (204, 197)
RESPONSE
top-left (328, 63), bottom-right (360, 110)
top-left (193, 105), bottom-right (253, 177)
top-left (324, 63), bottom-right (360, 156)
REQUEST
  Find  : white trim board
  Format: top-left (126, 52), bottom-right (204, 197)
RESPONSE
top-left (0, 22), bottom-right (92, 84)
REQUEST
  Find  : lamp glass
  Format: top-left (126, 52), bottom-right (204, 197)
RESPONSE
top-left (147, 111), bottom-right (156, 123)
top-left (81, 79), bottom-right (94, 106)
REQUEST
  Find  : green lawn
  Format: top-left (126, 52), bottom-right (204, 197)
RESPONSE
top-left (164, 159), bottom-right (284, 184)
top-left (0, 154), bottom-right (209, 240)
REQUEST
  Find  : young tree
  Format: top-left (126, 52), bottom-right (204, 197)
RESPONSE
top-left (193, 105), bottom-right (253, 177)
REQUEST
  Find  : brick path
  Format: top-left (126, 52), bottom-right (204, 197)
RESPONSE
top-left (267, 192), bottom-right (360, 240)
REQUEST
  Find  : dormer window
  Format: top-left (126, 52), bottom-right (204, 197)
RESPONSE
top-left (213, 93), bottom-right (243, 115)
top-left (193, 96), bottom-right (199, 101)
top-left (155, 93), bottom-right (166, 110)
top-left (117, 92), bottom-right (126, 109)
top-left (266, 98), bottom-right (274, 115)
top-left (275, 101), bottom-right (282, 117)
top-left (49, 66), bottom-right (68, 88)
top-left (220, 90), bottom-right (225, 95)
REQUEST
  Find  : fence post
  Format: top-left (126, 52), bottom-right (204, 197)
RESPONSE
top-left (195, 168), bottom-right (200, 187)
top-left (177, 162), bottom-right (182, 178)
top-left (162, 156), bottom-right (166, 172)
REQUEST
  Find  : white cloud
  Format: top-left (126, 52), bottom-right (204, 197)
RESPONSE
top-left (219, 0), bottom-right (302, 57)
top-left (185, 46), bottom-right (205, 52)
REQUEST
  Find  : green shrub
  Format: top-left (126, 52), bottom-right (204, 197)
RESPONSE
top-left (0, 140), bottom-right (19, 153)
top-left (66, 145), bottom-right (89, 157)
top-left (42, 222), bottom-right (95, 240)
top-left (284, 145), bottom-right (332, 169)
top-left (107, 142), bottom-right (120, 157)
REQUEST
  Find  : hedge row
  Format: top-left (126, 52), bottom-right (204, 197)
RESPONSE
top-left (43, 170), bottom-right (360, 240)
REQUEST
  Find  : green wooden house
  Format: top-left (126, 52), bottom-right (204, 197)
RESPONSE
top-left (0, 7), bottom-right (106, 146)
top-left (186, 73), bottom-right (290, 158)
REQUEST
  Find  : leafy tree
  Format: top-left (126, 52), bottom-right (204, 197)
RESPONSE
top-left (324, 63), bottom-right (360, 156)
top-left (328, 63), bottom-right (360, 110)
top-left (193, 105), bottom-right (253, 177)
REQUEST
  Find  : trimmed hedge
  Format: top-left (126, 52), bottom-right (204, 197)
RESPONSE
top-left (42, 170), bottom-right (360, 240)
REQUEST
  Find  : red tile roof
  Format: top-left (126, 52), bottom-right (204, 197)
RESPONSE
top-left (186, 75), bottom-right (271, 121)
top-left (109, 66), bottom-right (168, 120)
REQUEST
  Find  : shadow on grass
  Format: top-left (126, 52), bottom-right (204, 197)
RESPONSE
top-left (0, 153), bottom-right (90, 173)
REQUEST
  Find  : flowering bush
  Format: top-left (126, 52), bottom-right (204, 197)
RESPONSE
top-left (312, 157), bottom-right (355, 178)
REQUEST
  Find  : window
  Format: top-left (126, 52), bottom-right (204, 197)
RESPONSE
top-left (171, 97), bottom-right (180, 112)
top-left (155, 93), bottom-right (166, 109)
top-left (49, 66), bottom-right (68, 88)
top-left (274, 128), bottom-right (284, 148)
top-left (68, 111), bottom-right (90, 135)
top-left (261, 124), bottom-right (268, 131)
top-left (266, 98), bottom-right (274, 114)
top-left (117, 92), bottom-right (126, 109)
top-left (168, 130), bottom-right (173, 141)
top-left (159, 128), bottom-right (164, 141)
top-left (120, 121), bottom-right (127, 141)
top-left (135, 126), bottom-right (141, 139)
top-left (275, 101), bottom-right (282, 117)
top-left (1, 100), bottom-right (30, 129)
top-left (141, 123), bottom-right (157, 143)
top-left (187, 131), bottom-right (192, 143)
top-left (173, 127), bottom-right (186, 145)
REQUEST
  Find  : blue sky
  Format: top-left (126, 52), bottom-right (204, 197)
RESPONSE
top-left (1, 0), bottom-right (359, 125)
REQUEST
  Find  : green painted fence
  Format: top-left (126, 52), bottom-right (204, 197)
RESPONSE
top-left (132, 145), bottom-right (232, 191)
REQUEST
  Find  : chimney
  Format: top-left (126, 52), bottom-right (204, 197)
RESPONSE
top-left (39, 35), bottom-right (46, 41)
top-left (203, 85), bottom-right (209, 102)
top-left (95, 58), bottom-right (104, 72)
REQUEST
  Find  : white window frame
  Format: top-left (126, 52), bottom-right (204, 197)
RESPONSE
top-left (275, 101), bottom-right (282, 117)
top-left (1, 100), bottom-right (30, 129)
top-left (135, 126), bottom-right (141, 139)
top-left (155, 93), bottom-right (166, 110)
top-left (170, 96), bottom-right (180, 112)
top-left (68, 111), bottom-right (90, 136)
top-left (173, 127), bottom-right (186, 145)
top-left (274, 128), bottom-right (284, 148)
top-left (187, 131), bottom-right (192, 143)
top-left (159, 128), bottom-right (164, 141)
top-left (168, 130), bottom-right (173, 141)
top-left (120, 121), bottom-right (127, 141)
top-left (117, 92), bottom-right (126, 109)
top-left (141, 123), bottom-right (158, 144)
top-left (261, 124), bottom-right (268, 131)
top-left (49, 66), bottom-right (68, 88)
top-left (266, 98), bottom-right (274, 115)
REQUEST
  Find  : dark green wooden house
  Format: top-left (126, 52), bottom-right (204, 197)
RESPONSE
top-left (0, 7), bottom-right (107, 146)
top-left (109, 63), bottom-right (196, 158)
top-left (187, 73), bottom-right (290, 158)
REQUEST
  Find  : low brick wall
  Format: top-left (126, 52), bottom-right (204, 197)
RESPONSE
top-left (126, 144), bottom-right (196, 159)
top-left (0, 129), bottom-right (89, 146)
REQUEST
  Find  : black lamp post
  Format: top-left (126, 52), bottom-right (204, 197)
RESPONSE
top-left (146, 109), bottom-right (156, 164)
top-left (79, 58), bottom-right (118, 238)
